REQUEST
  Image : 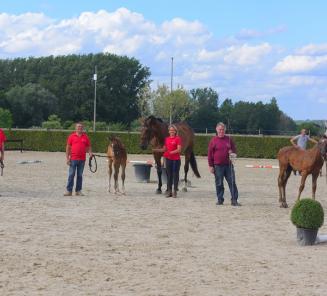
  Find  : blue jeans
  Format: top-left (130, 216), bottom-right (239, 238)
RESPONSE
top-left (66, 160), bottom-right (85, 192)
top-left (165, 159), bottom-right (181, 192)
top-left (214, 164), bottom-right (238, 203)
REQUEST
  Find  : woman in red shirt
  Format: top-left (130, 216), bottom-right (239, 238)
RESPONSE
top-left (154, 125), bottom-right (182, 198)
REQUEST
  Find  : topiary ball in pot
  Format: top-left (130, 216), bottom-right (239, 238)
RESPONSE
top-left (291, 198), bottom-right (324, 229)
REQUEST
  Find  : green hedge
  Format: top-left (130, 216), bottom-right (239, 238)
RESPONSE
top-left (4, 130), bottom-right (294, 159)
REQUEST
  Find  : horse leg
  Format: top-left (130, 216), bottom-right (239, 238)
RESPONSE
top-left (121, 163), bottom-right (126, 195)
top-left (278, 165), bottom-right (291, 208)
top-left (108, 160), bottom-right (113, 193)
top-left (278, 166), bottom-right (287, 207)
top-left (297, 172), bottom-right (308, 201)
top-left (182, 152), bottom-right (190, 192)
top-left (282, 167), bottom-right (292, 207)
top-left (114, 163), bottom-right (120, 194)
top-left (312, 172), bottom-right (319, 199)
top-left (154, 154), bottom-right (163, 194)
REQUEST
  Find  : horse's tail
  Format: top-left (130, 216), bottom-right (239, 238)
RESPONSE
top-left (190, 151), bottom-right (201, 178)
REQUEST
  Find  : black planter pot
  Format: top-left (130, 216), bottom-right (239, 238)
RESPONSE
top-left (296, 227), bottom-right (318, 246)
top-left (133, 163), bottom-right (152, 183)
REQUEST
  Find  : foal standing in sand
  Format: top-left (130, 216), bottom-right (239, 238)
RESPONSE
top-left (107, 136), bottom-right (127, 195)
top-left (277, 137), bottom-right (327, 208)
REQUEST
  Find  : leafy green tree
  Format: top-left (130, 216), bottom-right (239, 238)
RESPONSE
top-left (42, 114), bottom-right (62, 129)
top-left (5, 83), bottom-right (58, 127)
top-left (189, 87), bottom-right (219, 131)
top-left (0, 107), bottom-right (13, 128)
top-left (152, 85), bottom-right (194, 122)
top-left (218, 98), bottom-right (234, 126)
top-left (0, 53), bottom-right (151, 126)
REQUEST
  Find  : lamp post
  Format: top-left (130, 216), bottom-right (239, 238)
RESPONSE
top-left (169, 57), bottom-right (173, 124)
top-left (93, 66), bottom-right (97, 132)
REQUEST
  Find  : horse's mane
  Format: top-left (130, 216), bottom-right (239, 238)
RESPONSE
top-left (146, 115), bottom-right (164, 123)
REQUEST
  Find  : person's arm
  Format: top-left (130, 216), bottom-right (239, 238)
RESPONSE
top-left (308, 137), bottom-right (318, 145)
top-left (169, 144), bottom-right (181, 155)
top-left (208, 139), bottom-right (215, 174)
top-left (290, 135), bottom-right (298, 147)
top-left (66, 144), bottom-right (71, 165)
top-left (153, 146), bottom-right (166, 153)
top-left (86, 145), bottom-right (93, 157)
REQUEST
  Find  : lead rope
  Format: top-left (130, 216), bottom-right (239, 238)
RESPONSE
top-left (88, 155), bottom-right (97, 173)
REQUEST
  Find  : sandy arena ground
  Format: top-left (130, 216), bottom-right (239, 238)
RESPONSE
top-left (1, 151), bottom-right (327, 296)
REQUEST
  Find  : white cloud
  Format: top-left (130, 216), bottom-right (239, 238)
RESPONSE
top-left (296, 43), bottom-right (327, 55)
top-left (223, 43), bottom-right (272, 65)
top-left (197, 43), bottom-right (272, 66)
top-left (273, 55), bottom-right (327, 73)
top-left (235, 25), bottom-right (286, 40)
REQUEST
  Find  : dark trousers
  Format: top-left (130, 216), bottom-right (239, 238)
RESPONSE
top-left (166, 159), bottom-right (181, 192)
top-left (214, 164), bottom-right (238, 203)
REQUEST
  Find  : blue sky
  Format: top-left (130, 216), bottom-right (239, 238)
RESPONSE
top-left (1, 1), bottom-right (327, 120)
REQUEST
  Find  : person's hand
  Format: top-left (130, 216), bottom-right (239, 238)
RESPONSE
top-left (209, 166), bottom-right (214, 174)
top-left (89, 152), bottom-right (94, 158)
top-left (66, 159), bottom-right (71, 166)
top-left (229, 152), bottom-right (237, 159)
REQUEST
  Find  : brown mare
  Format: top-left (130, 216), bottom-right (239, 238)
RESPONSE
top-left (107, 136), bottom-right (127, 195)
top-left (140, 115), bottom-right (201, 193)
top-left (277, 137), bottom-right (327, 208)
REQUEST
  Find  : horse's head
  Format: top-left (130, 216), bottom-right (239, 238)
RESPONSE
top-left (109, 136), bottom-right (122, 158)
top-left (140, 116), bottom-right (156, 150)
top-left (318, 137), bottom-right (327, 160)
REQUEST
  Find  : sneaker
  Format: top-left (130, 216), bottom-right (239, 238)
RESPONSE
top-left (216, 200), bottom-right (224, 205)
top-left (64, 191), bottom-right (72, 196)
top-left (75, 191), bottom-right (84, 196)
top-left (231, 200), bottom-right (241, 206)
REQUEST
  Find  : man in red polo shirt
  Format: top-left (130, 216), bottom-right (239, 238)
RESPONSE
top-left (64, 122), bottom-right (93, 196)
top-left (0, 128), bottom-right (6, 177)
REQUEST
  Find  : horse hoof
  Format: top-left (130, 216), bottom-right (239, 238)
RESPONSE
top-left (156, 189), bottom-right (162, 194)
top-left (182, 187), bottom-right (187, 192)
top-left (280, 203), bottom-right (288, 208)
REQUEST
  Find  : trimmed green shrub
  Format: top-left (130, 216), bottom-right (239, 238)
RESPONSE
top-left (291, 198), bottom-right (324, 229)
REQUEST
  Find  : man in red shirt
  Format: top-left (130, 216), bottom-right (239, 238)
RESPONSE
top-left (0, 128), bottom-right (6, 177)
top-left (208, 122), bottom-right (240, 206)
top-left (64, 122), bottom-right (93, 196)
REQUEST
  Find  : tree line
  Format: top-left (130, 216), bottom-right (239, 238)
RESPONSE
top-left (0, 53), bottom-right (309, 135)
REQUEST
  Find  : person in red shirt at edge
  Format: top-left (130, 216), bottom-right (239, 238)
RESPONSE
top-left (208, 122), bottom-right (240, 206)
top-left (64, 122), bottom-right (93, 196)
top-left (0, 128), bottom-right (6, 181)
top-left (0, 128), bottom-right (6, 163)
top-left (153, 124), bottom-right (182, 198)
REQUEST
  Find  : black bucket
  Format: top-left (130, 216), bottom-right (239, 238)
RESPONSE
top-left (133, 163), bottom-right (152, 183)
top-left (296, 227), bottom-right (318, 246)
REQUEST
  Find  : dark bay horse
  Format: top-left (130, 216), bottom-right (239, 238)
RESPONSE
top-left (107, 136), bottom-right (127, 195)
top-left (277, 137), bottom-right (327, 208)
top-left (140, 115), bottom-right (200, 193)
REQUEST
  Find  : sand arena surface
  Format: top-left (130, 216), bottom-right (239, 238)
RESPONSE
top-left (1, 151), bottom-right (327, 296)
